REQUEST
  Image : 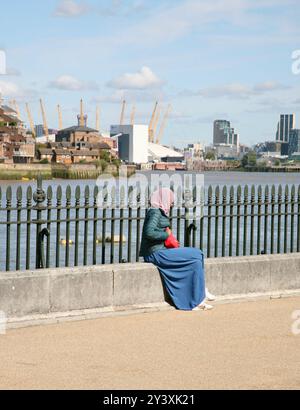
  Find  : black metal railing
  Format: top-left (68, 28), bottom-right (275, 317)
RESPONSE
top-left (0, 177), bottom-right (299, 272)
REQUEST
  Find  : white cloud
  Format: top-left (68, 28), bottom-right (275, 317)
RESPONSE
top-left (107, 66), bottom-right (163, 90)
top-left (97, 0), bottom-right (149, 16)
top-left (0, 81), bottom-right (38, 103)
top-left (54, 0), bottom-right (90, 17)
top-left (178, 81), bottom-right (290, 100)
top-left (201, 83), bottom-right (254, 99)
top-left (252, 81), bottom-right (289, 92)
top-left (0, 80), bottom-right (22, 96)
top-left (169, 110), bottom-right (192, 122)
top-left (49, 75), bottom-right (98, 91)
top-left (92, 90), bottom-right (126, 104)
top-left (53, 0), bottom-right (148, 18)
top-left (113, 0), bottom-right (257, 46)
top-left (101, 0), bottom-right (300, 49)
top-left (6, 67), bottom-right (21, 76)
top-left (92, 87), bottom-right (165, 104)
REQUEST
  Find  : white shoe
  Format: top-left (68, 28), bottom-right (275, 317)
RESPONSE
top-left (192, 302), bottom-right (214, 311)
top-left (198, 302), bottom-right (214, 311)
top-left (206, 288), bottom-right (216, 302)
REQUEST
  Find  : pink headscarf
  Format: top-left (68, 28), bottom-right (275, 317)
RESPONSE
top-left (150, 188), bottom-right (174, 216)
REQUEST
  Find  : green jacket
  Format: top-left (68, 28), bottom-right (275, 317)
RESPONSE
top-left (139, 208), bottom-right (170, 257)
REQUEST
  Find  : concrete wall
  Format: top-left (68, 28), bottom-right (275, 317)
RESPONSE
top-left (0, 163), bottom-right (115, 172)
top-left (0, 164), bottom-right (52, 171)
top-left (205, 254), bottom-right (300, 295)
top-left (0, 254), bottom-right (299, 320)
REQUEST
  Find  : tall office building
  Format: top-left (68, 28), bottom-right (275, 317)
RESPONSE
top-left (35, 124), bottom-right (44, 138)
top-left (276, 114), bottom-right (295, 143)
top-left (288, 129), bottom-right (300, 157)
top-left (214, 120), bottom-right (229, 145)
top-left (213, 120), bottom-right (239, 146)
top-left (110, 124), bottom-right (148, 164)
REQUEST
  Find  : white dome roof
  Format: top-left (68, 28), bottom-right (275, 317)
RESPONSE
top-left (148, 142), bottom-right (183, 160)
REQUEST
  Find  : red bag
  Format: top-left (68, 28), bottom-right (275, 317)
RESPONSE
top-left (165, 233), bottom-right (180, 249)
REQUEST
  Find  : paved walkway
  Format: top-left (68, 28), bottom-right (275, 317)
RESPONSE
top-left (0, 297), bottom-right (300, 390)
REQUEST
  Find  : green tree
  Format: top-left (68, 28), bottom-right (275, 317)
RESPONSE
top-left (95, 159), bottom-right (108, 172)
top-left (248, 151), bottom-right (257, 167)
top-left (257, 161), bottom-right (267, 168)
top-left (205, 152), bottom-right (215, 160)
top-left (100, 150), bottom-right (111, 162)
top-left (99, 159), bottom-right (108, 172)
top-left (241, 154), bottom-right (248, 168)
top-left (112, 158), bottom-right (121, 168)
top-left (241, 152), bottom-right (257, 168)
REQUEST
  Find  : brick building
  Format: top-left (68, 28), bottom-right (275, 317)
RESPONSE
top-left (53, 149), bottom-right (72, 165)
top-left (0, 106), bottom-right (35, 163)
top-left (37, 148), bottom-right (54, 162)
top-left (56, 125), bottom-right (103, 145)
top-left (71, 149), bottom-right (100, 163)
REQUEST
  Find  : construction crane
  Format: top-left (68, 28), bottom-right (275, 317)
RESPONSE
top-left (96, 105), bottom-right (100, 132)
top-left (120, 100), bottom-right (126, 125)
top-left (79, 99), bottom-right (85, 127)
top-left (152, 106), bottom-right (161, 143)
top-left (156, 104), bottom-right (172, 145)
top-left (130, 105), bottom-right (136, 126)
top-left (14, 101), bottom-right (20, 117)
top-left (148, 101), bottom-right (159, 143)
top-left (25, 103), bottom-right (36, 138)
top-left (9, 99), bottom-right (21, 120)
top-left (57, 104), bottom-right (63, 130)
top-left (39, 99), bottom-right (49, 141)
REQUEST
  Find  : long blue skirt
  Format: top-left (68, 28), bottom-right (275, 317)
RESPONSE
top-left (144, 247), bottom-right (206, 311)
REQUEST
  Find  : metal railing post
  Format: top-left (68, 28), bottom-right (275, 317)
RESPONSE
top-left (33, 175), bottom-right (46, 269)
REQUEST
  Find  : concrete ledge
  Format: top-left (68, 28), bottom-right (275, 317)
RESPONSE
top-left (113, 264), bottom-right (165, 306)
top-left (49, 266), bottom-right (113, 312)
top-left (0, 253), bottom-right (299, 325)
top-left (0, 266), bottom-right (114, 317)
top-left (205, 253), bottom-right (300, 295)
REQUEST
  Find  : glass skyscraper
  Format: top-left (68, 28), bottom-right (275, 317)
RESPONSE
top-left (288, 129), bottom-right (300, 157)
top-left (213, 120), bottom-right (239, 146)
top-left (276, 114), bottom-right (295, 143)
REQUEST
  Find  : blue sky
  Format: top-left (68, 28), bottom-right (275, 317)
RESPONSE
top-left (1, 0), bottom-right (300, 147)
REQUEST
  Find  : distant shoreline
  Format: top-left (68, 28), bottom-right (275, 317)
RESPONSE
top-left (0, 163), bottom-right (117, 181)
top-left (0, 162), bottom-right (138, 181)
top-left (0, 167), bottom-right (300, 185)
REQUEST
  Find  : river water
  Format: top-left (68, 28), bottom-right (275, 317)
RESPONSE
top-left (0, 171), bottom-right (299, 272)
top-left (0, 170), bottom-right (299, 192)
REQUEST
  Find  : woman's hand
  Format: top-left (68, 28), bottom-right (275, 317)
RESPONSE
top-left (166, 227), bottom-right (172, 236)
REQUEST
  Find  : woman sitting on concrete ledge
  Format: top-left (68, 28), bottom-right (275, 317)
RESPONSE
top-left (140, 188), bottom-right (215, 311)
